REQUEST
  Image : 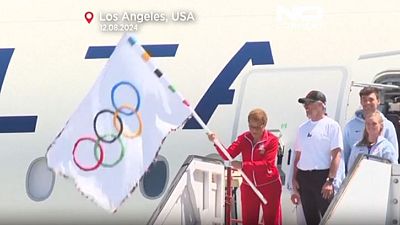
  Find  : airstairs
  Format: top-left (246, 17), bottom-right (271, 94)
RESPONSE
top-left (321, 155), bottom-right (400, 225)
top-left (147, 155), bottom-right (226, 225)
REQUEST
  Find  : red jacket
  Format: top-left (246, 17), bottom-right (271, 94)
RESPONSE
top-left (215, 130), bottom-right (280, 187)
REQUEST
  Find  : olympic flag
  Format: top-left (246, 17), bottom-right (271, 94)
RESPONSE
top-left (46, 33), bottom-right (192, 212)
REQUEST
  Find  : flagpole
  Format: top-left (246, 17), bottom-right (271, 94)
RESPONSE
top-left (134, 36), bottom-right (267, 205)
top-left (160, 76), bottom-right (267, 205)
top-left (188, 110), bottom-right (268, 205)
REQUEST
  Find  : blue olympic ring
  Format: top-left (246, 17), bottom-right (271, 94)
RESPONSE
top-left (111, 81), bottom-right (140, 116)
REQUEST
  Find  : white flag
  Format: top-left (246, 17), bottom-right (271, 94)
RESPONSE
top-left (46, 33), bottom-right (192, 212)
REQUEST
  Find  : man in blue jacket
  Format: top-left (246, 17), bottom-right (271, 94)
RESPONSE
top-left (343, 87), bottom-right (398, 172)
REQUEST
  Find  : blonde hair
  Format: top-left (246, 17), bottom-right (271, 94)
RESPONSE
top-left (248, 108), bottom-right (268, 125)
top-left (357, 111), bottom-right (384, 147)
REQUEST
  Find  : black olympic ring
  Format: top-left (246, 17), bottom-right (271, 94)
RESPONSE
top-left (93, 109), bottom-right (123, 143)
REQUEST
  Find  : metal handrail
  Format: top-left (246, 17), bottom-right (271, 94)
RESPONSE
top-left (320, 154), bottom-right (392, 224)
top-left (147, 155), bottom-right (224, 225)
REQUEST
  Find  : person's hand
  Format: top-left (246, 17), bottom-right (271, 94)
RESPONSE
top-left (291, 192), bottom-right (301, 205)
top-left (231, 160), bottom-right (242, 170)
top-left (207, 132), bottom-right (216, 142)
top-left (321, 182), bottom-right (334, 199)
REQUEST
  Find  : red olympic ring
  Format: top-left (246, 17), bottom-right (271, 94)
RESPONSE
top-left (73, 136), bottom-right (104, 171)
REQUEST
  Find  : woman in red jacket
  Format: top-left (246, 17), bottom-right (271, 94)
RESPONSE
top-left (208, 108), bottom-right (282, 225)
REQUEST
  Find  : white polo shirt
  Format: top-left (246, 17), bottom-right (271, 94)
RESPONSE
top-left (295, 116), bottom-right (343, 170)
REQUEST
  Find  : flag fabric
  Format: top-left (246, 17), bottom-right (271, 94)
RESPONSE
top-left (46, 33), bottom-right (192, 212)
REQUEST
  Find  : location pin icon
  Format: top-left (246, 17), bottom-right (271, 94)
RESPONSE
top-left (85, 12), bottom-right (94, 24)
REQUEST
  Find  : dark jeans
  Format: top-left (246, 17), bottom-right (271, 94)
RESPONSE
top-left (297, 169), bottom-right (332, 225)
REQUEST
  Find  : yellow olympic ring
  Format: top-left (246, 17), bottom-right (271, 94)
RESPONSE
top-left (113, 103), bottom-right (143, 138)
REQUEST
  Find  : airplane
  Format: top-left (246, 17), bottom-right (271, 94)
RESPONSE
top-left (1, 0), bottom-right (400, 224)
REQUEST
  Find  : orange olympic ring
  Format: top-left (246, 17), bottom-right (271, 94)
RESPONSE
top-left (113, 103), bottom-right (143, 138)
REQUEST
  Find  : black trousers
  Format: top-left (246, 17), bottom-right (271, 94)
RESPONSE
top-left (297, 169), bottom-right (332, 225)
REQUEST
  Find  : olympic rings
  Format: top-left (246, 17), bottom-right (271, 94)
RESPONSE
top-left (93, 109), bottom-right (123, 143)
top-left (113, 103), bottom-right (143, 139)
top-left (111, 81), bottom-right (141, 116)
top-left (73, 137), bottom-right (104, 172)
top-left (94, 134), bottom-right (125, 168)
top-left (74, 81), bottom-right (144, 172)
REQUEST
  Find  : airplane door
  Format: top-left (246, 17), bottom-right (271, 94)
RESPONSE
top-left (346, 51), bottom-right (400, 121)
top-left (321, 51), bottom-right (400, 225)
top-left (231, 66), bottom-right (350, 186)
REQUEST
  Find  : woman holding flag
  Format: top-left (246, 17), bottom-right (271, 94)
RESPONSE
top-left (207, 108), bottom-right (282, 225)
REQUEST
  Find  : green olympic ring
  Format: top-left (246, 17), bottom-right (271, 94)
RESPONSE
top-left (93, 134), bottom-right (125, 168)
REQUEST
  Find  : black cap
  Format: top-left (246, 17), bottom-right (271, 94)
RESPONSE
top-left (298, 90), bottom-right (326, 104)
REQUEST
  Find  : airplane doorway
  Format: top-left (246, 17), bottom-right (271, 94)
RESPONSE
top-left (375, 71), bottom-right (400, 163)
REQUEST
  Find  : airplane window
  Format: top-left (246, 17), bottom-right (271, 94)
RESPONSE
top-left (140, 155), bottom-right (169, 199)
top-left (26, 157), bottom-right (55, 201)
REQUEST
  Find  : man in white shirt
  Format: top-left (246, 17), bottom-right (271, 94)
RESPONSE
top-left (291, 90), bottom-right (343, 225)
